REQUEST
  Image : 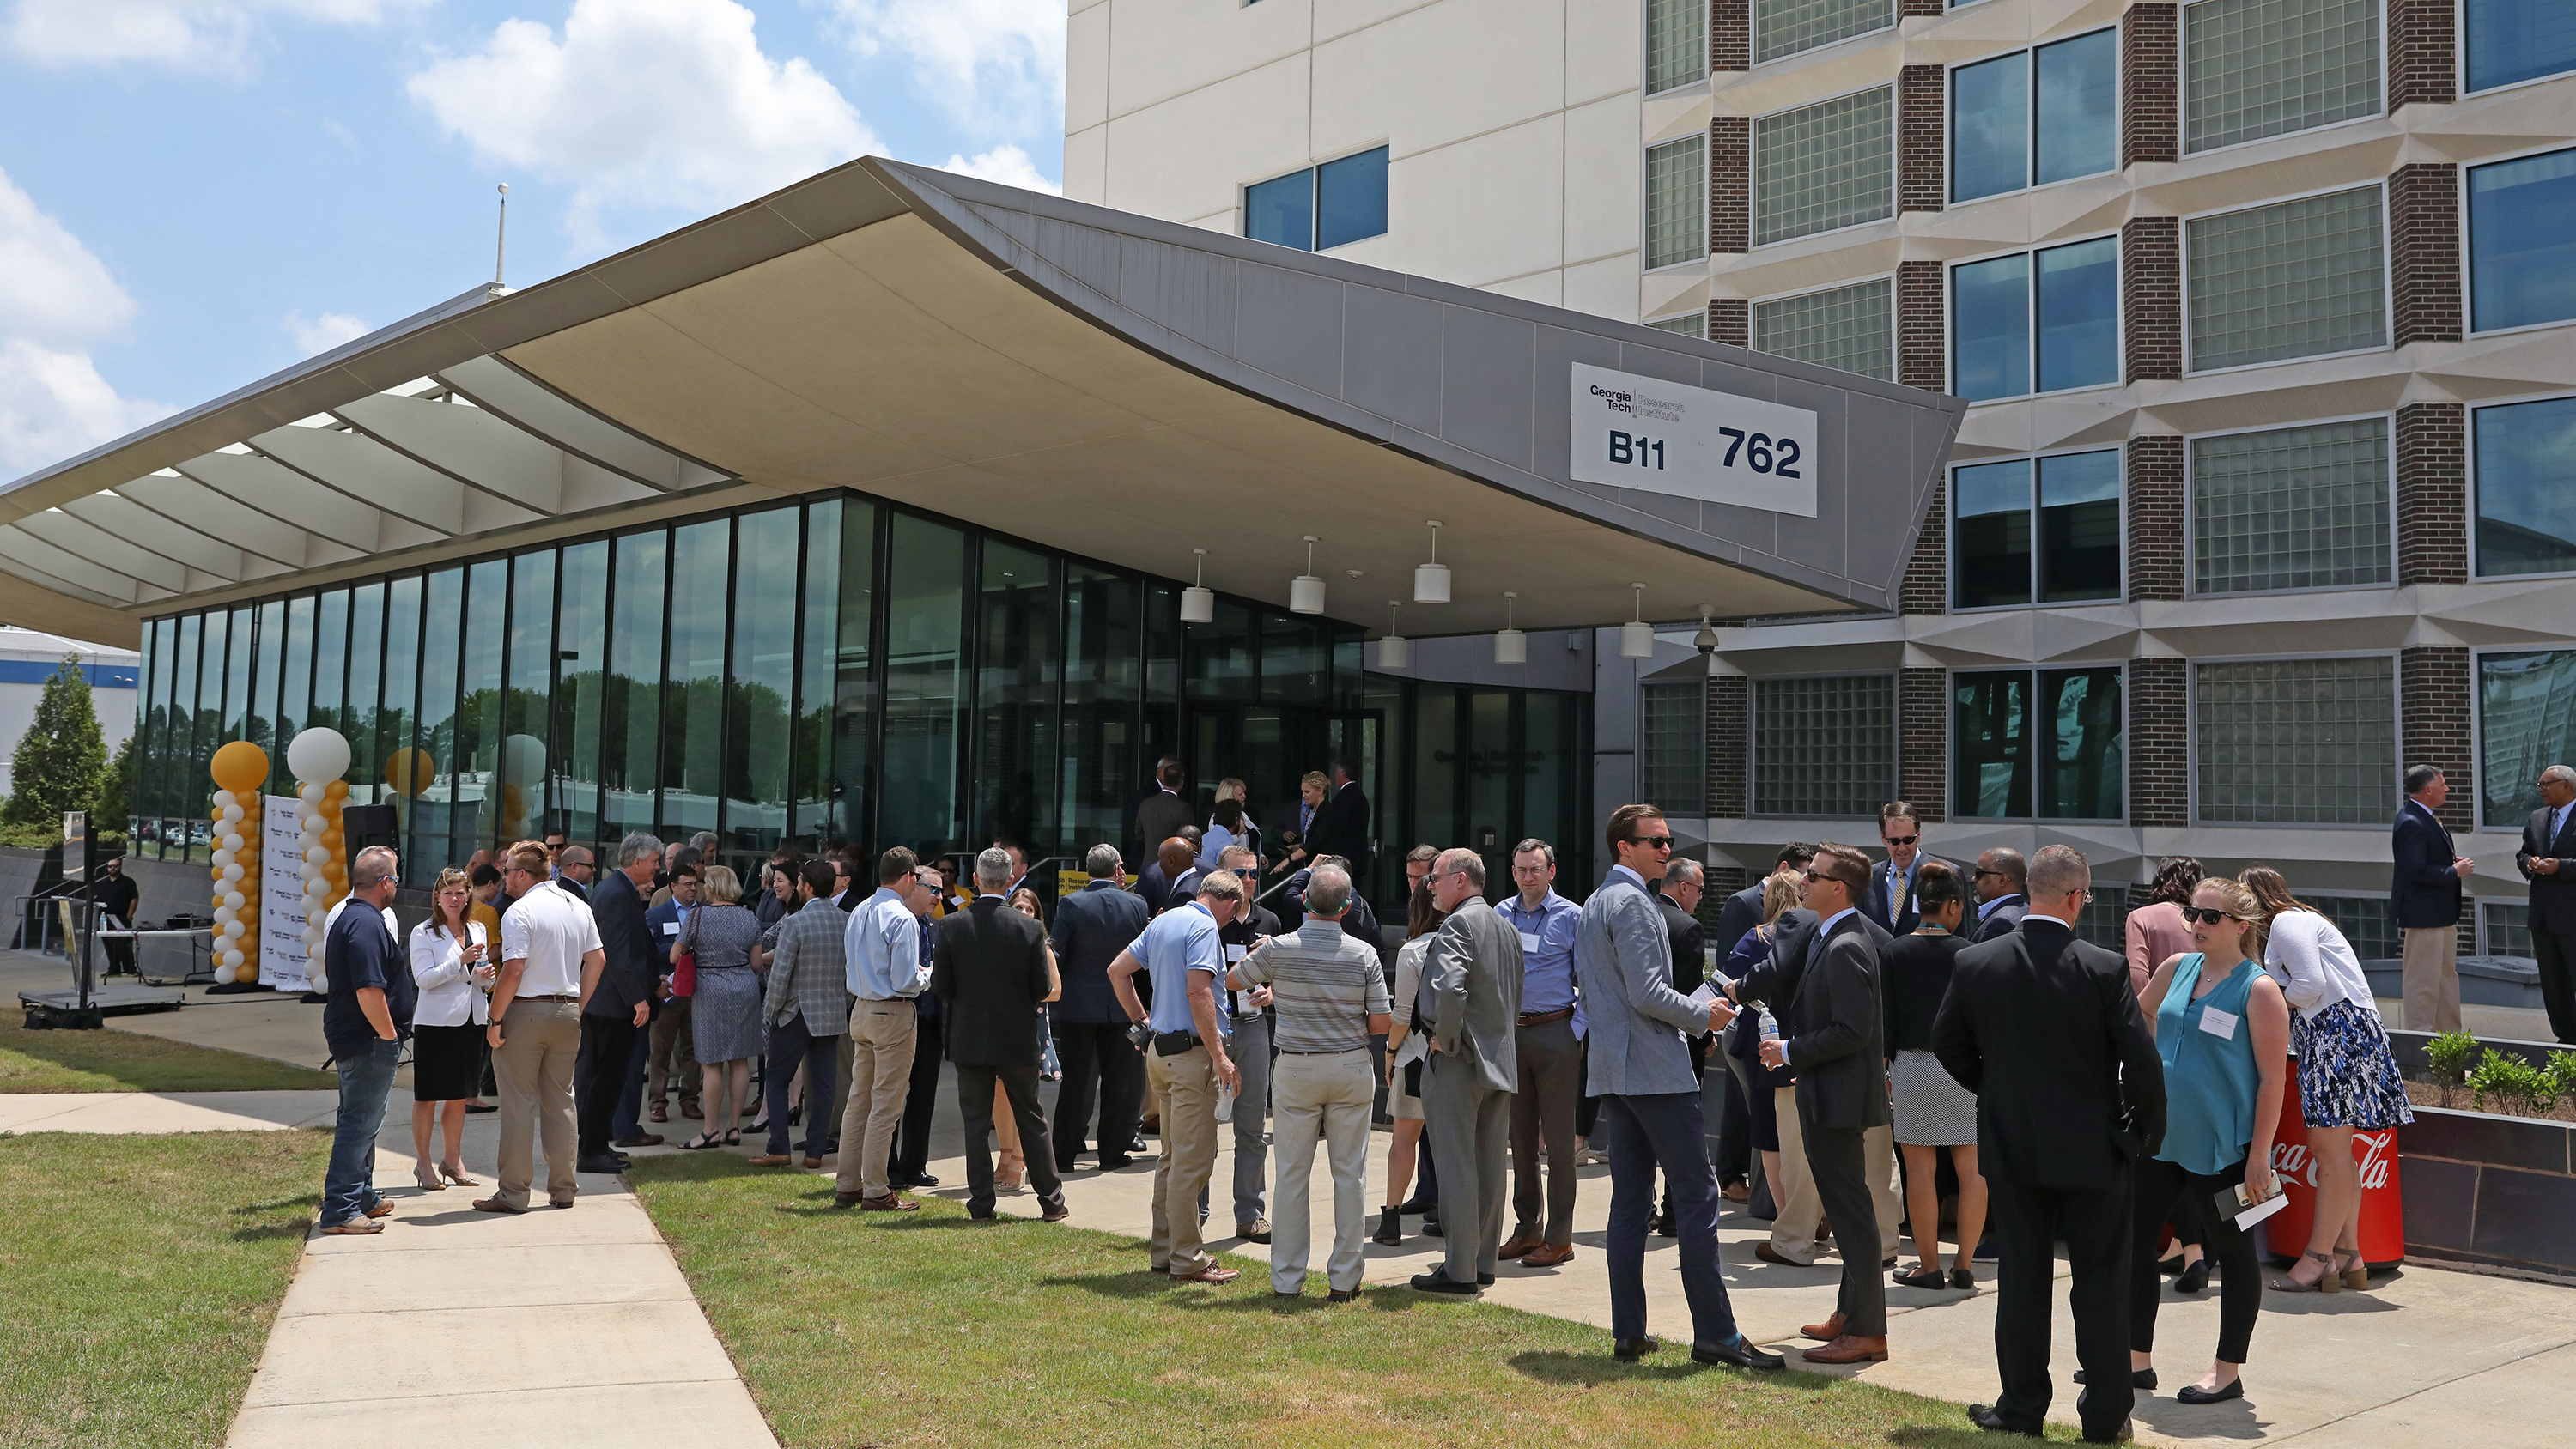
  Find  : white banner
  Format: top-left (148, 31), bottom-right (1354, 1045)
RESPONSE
top-left (258, 794), bottom-right (310, 991)
top-left (1568, 362), bottom-right (1820, 516)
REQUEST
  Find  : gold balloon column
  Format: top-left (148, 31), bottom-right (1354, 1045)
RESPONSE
top-left (207, 741), bottom-right (269, 985)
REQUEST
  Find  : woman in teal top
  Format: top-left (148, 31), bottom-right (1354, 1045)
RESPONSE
top-left (2122, 877), bottom-right (2289, 1406)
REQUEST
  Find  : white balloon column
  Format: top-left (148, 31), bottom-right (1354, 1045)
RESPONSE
top-left (207, 739), bottom-right (269, 985)
top-left (286, 728), bottom-right (353, 991)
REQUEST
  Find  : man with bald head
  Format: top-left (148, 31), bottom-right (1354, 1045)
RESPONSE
top-left (2518, 764), bottom-right (2576, 1043)
top-left (1970, 848), bottom-right (2028, 943)
top-left (1410, 847), bottom-right (1524, 1296)
top-left (551, 844), bottom-right (596, 904)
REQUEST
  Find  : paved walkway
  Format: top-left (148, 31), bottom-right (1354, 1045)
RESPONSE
top-left (0, 1088), bottom-right (337, 1133)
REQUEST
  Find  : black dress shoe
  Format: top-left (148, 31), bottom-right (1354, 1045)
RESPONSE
top-left (2173, 1257), bottom-right (2210, 1294)
top-left (1613, 1335), bottom-right (1661, 1362)
top-left (1478, 1272), bottom-right (1495, 1285)
top-left (1968, 1404), bottom-right (2042, 1437)
top-left (2175, 1379), bottom-right (2244, 1404)
top-left (1391, 1195), bottom-right (1437, 1216)
top-left (576, 1155), bottom-right (629, 1174)
top-left (1125, 1134), bottom-right (1149, 1152)
top-left (1692, 1336), bottom-right (1786, 1371)
top-left (1097, 1156), bottom-right (1133, 1172)
top-left (1423, 1216), bottom-right (1443, 1238)
top-left (2075, 1367), bottom-right (2157, 1391)
top-left (1409, 1270), bottom-right (1479, 1294)
top-left (1649, 1210), bottom-right (1677, 1237)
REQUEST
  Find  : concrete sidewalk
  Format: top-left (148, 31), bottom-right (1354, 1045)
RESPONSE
top-left (0, 1088), bottom-right (337, 1133)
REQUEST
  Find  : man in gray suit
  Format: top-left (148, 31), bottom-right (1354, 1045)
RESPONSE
top-left (1579, 804), bottom-right (1785, 1369)
top-left (1410, 847), bottom-right (1522, 1295)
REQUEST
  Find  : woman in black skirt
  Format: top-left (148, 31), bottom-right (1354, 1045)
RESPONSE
top-left (408, 866), bottom-right (495, 1190)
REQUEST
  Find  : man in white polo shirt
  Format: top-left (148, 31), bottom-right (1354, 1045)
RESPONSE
top-left (477, 839), bottom-right (605, 1213)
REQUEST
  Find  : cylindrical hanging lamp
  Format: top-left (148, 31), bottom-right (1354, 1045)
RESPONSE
top-left (1413, 520), bottom-right (1450, 604)
top-left (1181, 548), bottom-right (1215, 624)
top-left (1377, 601), bottom-right (1408, 669)
top-left (1620, 583), bottom-right (1654, 658)
top-left (1289, 536), bottom-right (1327, 615)
top-left (1494, 591), bottom-right (1526, 665)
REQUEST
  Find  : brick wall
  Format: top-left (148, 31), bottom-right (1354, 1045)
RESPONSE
top-left (2129, 658), bottom-right (2190, 828)
top-left (2127, 435), bottom-right (2185, 602)
top-left (2397, 403), bottom-right (2470, 585)
top-left (1711, 0), bottom-right (1749, 71)
top-left (1899, 0), bottom-right (1942, 14)
top-left (2123, 215), bottom-right (2182, 382)
top-left (2390, 163), bottom-right (2464, 346)
top-left (1899, 65), bottom-right (1945, 212)
top-left (1897, 260), bottom-right (1944, 391)
top-left (2388, 0), bottom-right (2458, 108)
top-left (2122, 3), bottom-right (2179, 167)
top-left (1708, 673), bottom-right (1748, 820)
top-left (1710, 117), bottom-right (1749, 254)
top-left (1900, 474), bottom-right (1947, 614)
top-left (1710, 297), bottom-right (1749, 348)
top-left (2401, 646), bottom-right (2475, 834)
top-left (1900, 668), bottom-right (1947, 823)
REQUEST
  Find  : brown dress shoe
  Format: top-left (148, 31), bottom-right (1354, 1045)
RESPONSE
top-left (1722, 1182), bottom-right (1751, 1203)
top-left (362, 1200), bottom-right (396, 1219)
top-left (747, 1154), bottom-right (793, 1167)
top-left (860, 1194), bottom-right (920, 1212)
top-left (471, 1197), bottom-right (526, 1215)
top-left (1755, 1241), bottom-right (1814, 1267)
top-left (648, 1103), bottom-right (669, 1123)
top-left (833, 1191), bottom-right (863, 1209)
top-left (802, 1156), bottom-right (825, 1169)
top-left (612, 1132), bottom-right (665, 1149)
top-left (1520, 1241), bottom-right (1576, 1267)
top-left (1801, 1334), bottom-right (1889, 1364)
top-left (1799, 1312), bottom-right (1846, 1343)
top-left (1497, 1230), bottom-right (1546, 1260)
top-left (1173, 1264), bottom-right (1241, 1285)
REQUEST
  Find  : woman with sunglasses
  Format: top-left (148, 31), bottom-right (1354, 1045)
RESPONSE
top-left (2109, 877), bottom-right (2288, 1404)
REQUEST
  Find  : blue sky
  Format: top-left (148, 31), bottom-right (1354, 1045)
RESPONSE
top-left (0, 0), bottom-right (1065, 476)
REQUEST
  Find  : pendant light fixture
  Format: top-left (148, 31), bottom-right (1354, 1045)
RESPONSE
top-left (1620, 583), bottom-right (1654, 658)
top-left (1494, 591), bottom-right (1526, 664)
top-left (1377, 601), bottom-right (1408, 669)
top-left (1289, 535), bottom-right (1327, 615)
top-left (1181, 548), bottom-right (1215, 624)
top-left (1413, 520), bottom-right (1451, 603)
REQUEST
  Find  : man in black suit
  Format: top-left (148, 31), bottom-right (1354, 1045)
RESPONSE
top-left (2518, 764), bottom-right (2576, 1044)
top-left (1749, 841), bottom-right (1892, 1366)
top-left (1049, 845), bottom-right (1153, 1171)
top-left (1301, 761), bottom-right (1372, 882)
top-left (1133, 758), bottom-right (1190, 864)
top-left (2393, 764), bottom-right (2476, 1032)
top-left (575, 833), bottom-right (664, 1173)
top-left (1934, 844), bottom-right (2164, 1445)
top-left (1968, 847), bottom-right (2028, 943)
top-left (935, 847), bottom-right (1072, 1222)
top-left (1863, 803), bottom-right (1944, 936)
top-left (1716, 843), bottom-right (1813, 958)
top-left (1649, 857), bottom-right (1717, 1231)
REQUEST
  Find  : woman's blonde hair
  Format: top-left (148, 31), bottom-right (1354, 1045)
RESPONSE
top-left (701, 864), bottom-right (743, 904)
top-left (2194, 876), bottom-right (2267, 961)
top-left (2238, 865), bottom-right (2312, 922)
top-left (428, 867), bottom-right (474, 939)
top-left (1760, 870), bottom-right (1802, 928)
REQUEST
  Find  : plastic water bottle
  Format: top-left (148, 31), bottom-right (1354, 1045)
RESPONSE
top-left (1214, 1078), bottom-right (1236, 1124)
top-left (1759, 1007), bottom-right (1781, 1044)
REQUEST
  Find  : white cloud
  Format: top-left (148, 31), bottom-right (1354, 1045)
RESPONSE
top-left (0, 167), bottom-right (166, 476)
top-left (0, 170), bottom-right (137, 344)
top-left (3, 0), bottom-right (428, 70)
top-left (284, 310), bottom-right (369, 356)
top-left (0, 341), bottom-right (170, 473)
top-left (408, 0), bottom-right (878, 231)
top-left (834, 0), bottom-right (1063, 136)
top-left (939, 144), bottom-right (1059, 196)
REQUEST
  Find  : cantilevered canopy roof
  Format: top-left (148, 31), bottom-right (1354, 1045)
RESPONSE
top-left (0, 159), bottom-right (1965, 648)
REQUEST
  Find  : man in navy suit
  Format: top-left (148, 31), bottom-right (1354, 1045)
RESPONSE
top-left (1862, 804), bottom-right (1945, 937)
top-left (2518, 765), bottom-right (2576, 1045)
top-left (2391, 764), bottom-right (2476, 1032)
top-left (1969, 848), bottom-right (2028, 943)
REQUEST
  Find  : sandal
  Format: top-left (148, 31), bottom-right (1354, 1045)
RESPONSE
top-left (724, 1129), bottom-right (741, 1146)
top-left (681, 1132), bottom-right (721, 1150)
top-left (2336, 1250), bottom-right (2371, 1291)
top-left (1892, 1264), bottom-right (1949, 1289)
top-left (2268, 1250), bottom-right (2341, 1294)
top-left (440, 1166), bottom-right (479, 1187)
top-left (415, 1163), bottom-right (445, 1191)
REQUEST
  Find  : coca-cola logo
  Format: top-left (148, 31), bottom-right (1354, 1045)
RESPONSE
top-left (2269, 1131), bottom-right (2394, 1190)
top-left (2271, 1141), bottom-right (2314, 1186)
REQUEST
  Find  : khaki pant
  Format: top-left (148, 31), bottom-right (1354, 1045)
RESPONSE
top-left (1269, 1049), bottom-right (1376, 1294)
top-left (1771, 1086), bottom-right (1901, 1263)
top-left (836, 1003), bottom-right (919, 1201)
top-left (1145, 1043), bottom-right (1222, 1277)
top-left (647, 995), bottom-right (697, 1106)
top-left (493, 997), bottom-right (583, 1209)
top-left (2403, 925), bottom-right (2463, 1033)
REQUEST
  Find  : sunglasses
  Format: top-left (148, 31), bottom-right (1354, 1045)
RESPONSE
top-left (1884, 835), bottom-right (1918, 847)
top-left (1626, 836), bottom-right (1675, 850)
top-left (2183, 907), bottom-right (2239, 926)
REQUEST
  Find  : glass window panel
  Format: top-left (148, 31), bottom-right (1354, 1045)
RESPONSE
top-left (1953, 671), bottom-right (2031, 819)
top-left (248, 600), bottom-right (283, 752)
top-left (454, 560), bottom-right (507, 864)
top-left (2040, 666), bottom-right (2123, 819)
top-left (1143, 584), bottom-right (1181, 787)
top-left (723, 510), bottom-right (796, 857)
top-left (2037, 449), bottom-right (2123, 602)
top-left (2188, 185), bottom-right (2386, 371)
top-left (880, 514), bottom-right (968, 857)
top-left (1756, 0), bottom-right (1893, 64)
top-left (2469, 149), bottom-right (2576, 334)
top-left (1261, 615), bottom-right (1325, 704)
top-left (1755, 87), bottom-right (1893, 245)
top-left (2478, 649), bottom-right (2576, 828)
top-left (830, 504), bottom-right (878, 852)
top-left (605, 531), bottom-right (666, 841)
top-left (1649, 0), bottom-right (1710, 92)
top-left (556, 540), bottom-right (608, 846)
top-left (1645, 135), bottom-right (1708, 269)
top-left (501, 550), bottom-right (554, 849)
top-left (173, 613), bottom-right (203, 852)
top-left (1333, 632), bottom-right (1364, 710)
top-left (372, 577), bottom-right (412, 818)
top-left (1062, 565), bottom-right (1139, 859)
top-left (974, 540), bottom-right (1060, 857)
top-left (141, 616), bottom-right (172, 825)
top-left (1414, 688), bottom-right (1458, 853)
top-left (1468, 691), bottom-right (1511, 874)
top-left (278, 595), bottom-right (313, 748)
top-left (666, 521), bottom-right (730, 849)
top-left (2310, 894), bottom-right (2402, 960)
top-left (2191, 417), bottom-right (2391, 594)
top-left (2034, 28), bottom-right (2119, 185)
top-left (2475, 396), bottom-right (2576, 577)
top-left (2484, 900), bottom-right (2534, 956)
top-left (1953, 458), bottom-right (2033, 607)
top-left (1951, 252), bottom-right (2031, 401)
top-left (2035, 235), bottom-right (2119, 391)
top-left (319, 588), bottom-right (355, 789)
top-left (1648, 312), bottom-right (1707, 337)
top-left (2467, 0), bottom-right (2576, 92)
top-left (1754, 277), bottom-right (1893, 379)
top-left (2195, 656), bottom-right (2396, 823)
top-left (221, 606), bottom-right (251, 745)
top-left (792, 500), bottom-right (842, 847)
top-left (1187, 598), bottom-right (1256, 701)
top-left (1524, 693), bottom-right (1568, 859)
top-left (2185, 0), bottom-right (2381, 153)
top-left (1246, 170), bottom-right (1315, 250)
top-left (1753, 675), bottom-right (1895, 815)
top-left (2076, 887), bottom-right (2130, 950)
top-left (1316, 147), bottom-right (1388, 249)
top-left (411, 569), bottom-right (462, 866)
top-left (1639, 679), bottom-right (1705, 815)
top-left (1951, 52), bottom-right (2029, 203)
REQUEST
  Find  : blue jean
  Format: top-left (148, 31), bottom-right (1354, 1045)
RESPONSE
top-left (322, 1037), bottom-right (402, 1227)
top-left (1601, 1090), bottom-right (1740, 1345)
top-left (765, 1014), bottom-right (840, 1156)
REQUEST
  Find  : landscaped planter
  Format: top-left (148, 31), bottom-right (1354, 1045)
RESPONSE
top-left (2360, 955), bottom-right (2548, 1015)
top-left (2392, 1103), bottom-right (2576, 1282)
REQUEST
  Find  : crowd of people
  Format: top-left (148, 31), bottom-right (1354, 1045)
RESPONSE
top-left (307, 749), bottom-right (2518, 1446)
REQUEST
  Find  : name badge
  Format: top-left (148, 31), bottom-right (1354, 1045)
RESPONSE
top-left (661, 923), bottom-right (679, 936)
top-left (1518, 931), bottom-right (1542, 953)
top-left (2197, 1005), bottom-right (2239, 1040)
top-left (1224, 944), bottom-right (1248, 963)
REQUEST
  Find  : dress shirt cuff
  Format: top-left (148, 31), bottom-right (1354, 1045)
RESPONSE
top-left (1777, 1041), bottom-right (1793, 1067)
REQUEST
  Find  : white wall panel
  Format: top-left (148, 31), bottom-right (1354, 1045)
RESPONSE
top-left (1103, 0), bottom-right (1317, 118)
top-left (1100, 55), bottom-right (1314, 225)
top-left (1313, 0), bottom-right (1566, 159)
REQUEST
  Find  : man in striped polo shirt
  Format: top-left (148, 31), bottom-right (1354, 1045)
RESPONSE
top-left (1231, 862), bottom-right (1391, 1300)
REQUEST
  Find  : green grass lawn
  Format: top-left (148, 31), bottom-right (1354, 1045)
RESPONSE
top-left (0, 1014), bottom-right (337, 1093)
top-left (632, 1154), bottom-right (2080, 1449)
top-left (0, 1130), bottom-right (329, 1448)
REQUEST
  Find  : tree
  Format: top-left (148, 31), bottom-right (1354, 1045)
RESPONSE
top-left (99, 731), bottom-right (136, 831)
top-left (6, 653), bottom-right (109, 831)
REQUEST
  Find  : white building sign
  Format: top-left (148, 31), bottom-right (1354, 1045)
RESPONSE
top-left (1568, 363), bottom-right (1819, 517)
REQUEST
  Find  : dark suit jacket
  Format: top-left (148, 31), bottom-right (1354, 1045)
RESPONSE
top-left (1048, 880), bottom-right (1151, 1024)
top-left (586, 870), bottom-right (659, 1020)
top-left (1283, 869), bottom-right (1382, 951)
top-left (1931, 917), bottom-right (2164, 1191)
top-left (933, 897), bottom-right (1053, 1068)
top-left (1134, 788), bottom-right (1191, 859)
top-left (2518, 803), bottom-right (2576, 934)
top-left (1777, 912), bottom-right (1891, 1131)
top-left (1735, 907), bottom-right (1892, 1021)
top-left (1971, 894), bottom-right (2028, 943)
top-left (2391, 798), bottom-right (2464, 930)
top-left (1714, 882), bottom-right (1763, 960)
top-left (1654, 890), bottom-right (1707, 998)
top-left (1303, 781), bottom-right (1371, 871)
top-left (1863, 857), bottom-right (1950, 937)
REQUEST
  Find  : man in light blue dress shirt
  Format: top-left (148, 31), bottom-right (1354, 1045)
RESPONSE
top-left (1494, 840), bottom-right (1586, 1266)
top-left (1110, 870), bottom-right (1249, 1283)
top-left (834, 847), bottom-right (934, 1211)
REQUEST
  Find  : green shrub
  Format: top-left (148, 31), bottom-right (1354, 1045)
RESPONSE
top-left (2424, 1030), bottom-right (2480, 1090)
top-left (2545, 1051), bottom-right (2576, 1108)
top-left (2469, 1048), bottom-right (2558, 1117)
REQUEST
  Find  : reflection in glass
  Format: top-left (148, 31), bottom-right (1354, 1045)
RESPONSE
top-left (335, 585), bottom-right (370, 795)
top-left (248, 600), bottom-right (283, 751)
top-left (280, 595), bottom-right (314, 747)
top-left (1951, 52), bottom-right (2028, 203)
top-left (174, 614), bottom-right (203, 852)
top-left (1317, 147), bottom-right (1390, 250)
top-left (880, 514), bottom-right (967, 857)
top-left (501, 550), bottom-right (554, 849)
top-left (412, 569), bottom-right (461, 865)
top-left (1525, 693), bottom-right (1565, 857)
top-left (556, 541), bottom-right (608, 844)
top-left (605, 531), bottom-right (665, 841)
top-left (2466, 0), bottom-right (2576, 91)
top-left (1469, 691), bottom-right (1510, 876)
top-left (2034, 29), bottom-right (2117, 185)
top-left (144, 616), bottom-right (176, 825)
top-left (377, 578), bottom-right (418, 823)
top-left (1414, 688), bottom-right (1457, 857)
top-left (793, 500), bottom-right (843, 847)
top-left (2041, 668), bottom-right (2123, 819)
top-left (1060, 565), bottom-right (1139, 859)
top-left (456, 560), bottom-right (507, 863)
top-left (2470, 149), bottom-right (2576, 334)
top-left (1143, 584), bottom-right (1181, 778)
top-left (1952, 253), bottom-right (2030, 401)
top-left (1188, 600), bottom-right (1256, 701)
top-left (973, 541), bottom-right (1059, 856)
top-left (1246, 170), bottom-right (1314, 250)
top-left (724, 510), bottom-right (797, 856)
top-left (666, 521), bottom-right (730, 847)
top-left (2476, 396), bottom-right (2576, 576)
top-left (2479, 650), bottom-right (2576, 827)
top-left (1261, 615), bottom-right (1324, 704)
top-left (222, 606), bottom-right (251, 747)
top-left (1953, 459), bottom-right (2033, 607)
top-left (2038, 450), bottom-right (2122, 601)
top-left (2035, 236), bottom-right (2118, 392)
top-left (830, 504), bottom-right (878, 851)
top-left (1953, 671), bottom-right (2031, 817)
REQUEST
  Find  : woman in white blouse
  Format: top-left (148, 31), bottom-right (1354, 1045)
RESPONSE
top-left (409, 867), bottom-right (495, 1191)
top-left (1373, 882), bottom-right (1448, 1246)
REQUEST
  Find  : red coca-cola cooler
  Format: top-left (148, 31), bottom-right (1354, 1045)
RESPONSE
top-left (2262, 1057), bottom-right (2405, 1268)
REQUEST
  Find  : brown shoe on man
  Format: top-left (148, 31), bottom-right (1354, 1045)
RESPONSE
top-left (1520, 1241), bottom-right (1576, 1267)
top-left (471, 1197), bottom-right (526, 1215)
top-left (860, 1194), bottom-right (919, 1212)
top-left (1801, 1334), bottom-right (1889, 1365)
top-left (1173, 1264), bottom-right (1241, 1285)
top-left (747, 1154), bottom-right (793, 1167)
top-left (1799, 1312), bottom-right (1846, 1343)
top-left (1497, 1230), bottom-right (1546, 1260)
top-left (1754, 1241), bottom-right (1814, 1267)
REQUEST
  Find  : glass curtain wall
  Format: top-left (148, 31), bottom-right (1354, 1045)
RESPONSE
top-left (1353, 677), bottom-right (1593, 908)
